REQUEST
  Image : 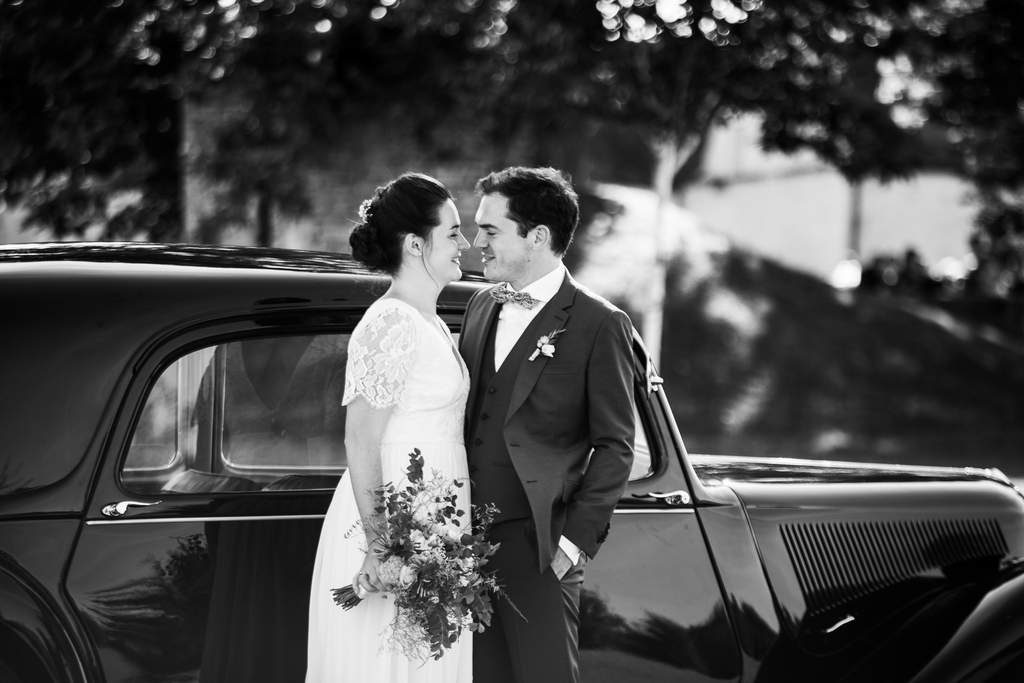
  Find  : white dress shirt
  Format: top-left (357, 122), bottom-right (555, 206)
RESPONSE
top-left (493, 263), bottom-right (567, 371)
top-left (493, 263), bottom-right (584, 566)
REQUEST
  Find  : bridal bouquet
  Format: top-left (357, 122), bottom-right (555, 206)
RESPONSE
top-left (332, 449), bottom-right (505, 661)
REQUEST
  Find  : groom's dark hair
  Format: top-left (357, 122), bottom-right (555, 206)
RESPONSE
top-left (476, 167), bottom-right (579, 256)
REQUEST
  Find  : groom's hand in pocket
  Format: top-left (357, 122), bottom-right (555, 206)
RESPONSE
top-left (551, 546), bottom-right (586, 580)
top-left (551, 547), bottom-right (573, 579)
top-left (552, 535), bottom-right (587, 579)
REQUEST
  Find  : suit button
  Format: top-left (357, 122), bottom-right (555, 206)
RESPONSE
top-left (481, 413), bottom-right (489, 420)
top-left (469, 465), bottom-right (478, 473)
top-left (487, 387), bottom-right (496, 394)
top-left (474, 438), bottom-right (483, 445)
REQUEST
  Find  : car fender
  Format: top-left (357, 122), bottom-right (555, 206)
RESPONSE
top-left (0, 521), bottom-right (88, 683)
top-left (0, 565), bottom-right (82, 683)
top-left (909, 562), bottom-right (1024, 683)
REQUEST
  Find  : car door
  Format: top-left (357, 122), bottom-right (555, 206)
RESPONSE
top-left (578, 339), bottom-right (744, 683)
top-left (65, 311), bottom-right (360, 683)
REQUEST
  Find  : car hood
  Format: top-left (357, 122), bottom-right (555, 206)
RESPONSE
top-left (689, 453), bottom-right (1014, 487)
top-left (690, 453), bottom-right (1024, 656)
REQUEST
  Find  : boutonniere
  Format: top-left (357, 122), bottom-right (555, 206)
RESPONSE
top-left (529, 328), bottom-right (566, 361)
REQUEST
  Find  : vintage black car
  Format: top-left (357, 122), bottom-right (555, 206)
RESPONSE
top-left (2, 242), bottom-right (1024, 683)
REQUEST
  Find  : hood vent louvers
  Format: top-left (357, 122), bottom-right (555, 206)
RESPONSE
top-left (781, 518), bottom-right (1008, 616)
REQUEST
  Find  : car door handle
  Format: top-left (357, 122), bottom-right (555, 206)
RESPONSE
top-left (635, 490), bottom-right (691, 506)
top-left (102, 500), bottom-right (162, 517)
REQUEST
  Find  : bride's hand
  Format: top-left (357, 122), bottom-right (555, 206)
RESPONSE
top-left (354, 552), bottom-right (386, 597)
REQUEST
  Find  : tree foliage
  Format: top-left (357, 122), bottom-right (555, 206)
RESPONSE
top-left (472, 0), bottom-right (939, 188)
top-left (0, 0), bottom-right (494, 243)
top-left (465, 0), bottom-right (945, 362)
top-left (3, 0), bottom-right (1020, 287)
top-left (193, 1), bottom-right (337, 245)
top-left (890, 0), bottom-right (1024, 298)
top-left (0, 0), bottom-right (243, 240)
top-left (197, 0), bottom-right (492, 245)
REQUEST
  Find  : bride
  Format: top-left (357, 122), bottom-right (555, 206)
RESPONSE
top-left (306, 172), bottom-right (473, 682)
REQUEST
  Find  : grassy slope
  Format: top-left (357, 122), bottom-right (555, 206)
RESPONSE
top-left (574, 185), bottom-right (1024, 475)
top-left (662, 254), bottom-right (1024, 470)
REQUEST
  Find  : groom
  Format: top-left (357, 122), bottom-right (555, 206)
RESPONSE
top-left (460, 167), bottom-right (636, 683)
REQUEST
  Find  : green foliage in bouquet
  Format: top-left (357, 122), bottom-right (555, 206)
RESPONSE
top-left (332, 449), bottom-right (507, 661)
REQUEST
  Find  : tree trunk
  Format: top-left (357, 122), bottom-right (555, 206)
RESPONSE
top-left (256, 190), bottom-right (274, 248)
top-left (177, 95), bottom-right (191, 243)
top-left (142, 86), bottom-right (185, 242)
top-left (141, 24), bottom-right (186, 243)
top-left (848, 180), bottom-right (864, 258)
top-left (642, 135), bottom-right (700, 369)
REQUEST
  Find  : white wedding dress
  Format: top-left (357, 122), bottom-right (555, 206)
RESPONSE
top-left (307, 298), bottom-right (473, 683)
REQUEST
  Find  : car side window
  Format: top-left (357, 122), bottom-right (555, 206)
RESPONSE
top-left (630, 401), bottom-right (655, 481)
top-left (629, 401), bottom-right (654, 481)
top-left (122, 333), bottom-right (349, 495)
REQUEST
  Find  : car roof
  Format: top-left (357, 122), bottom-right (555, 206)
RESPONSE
top-left (0, 241), bottom-right (380, 274)
top-left (0, 241), bottom-right (492, 276)
top-left (0, 242), bottom-right (485, 504)
top-left (0, 241), bottom-right (487, 304)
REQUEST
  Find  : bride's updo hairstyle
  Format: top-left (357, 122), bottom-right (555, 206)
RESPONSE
top-left (349, 172), bottom-right (453, 275)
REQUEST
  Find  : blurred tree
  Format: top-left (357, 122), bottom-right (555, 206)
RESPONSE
top-left (889, 0), bottom-right (1024, 302)
top-left (197, 0), bottom-right (492, 246)
top-left (472, 0), bottom-right (938, 364)
top-left (0, 0), bottom-right (493, 244)
top-left (194, 0), bottom-right (335, 246)
top-left (0, 0), bottom-right (242, 240)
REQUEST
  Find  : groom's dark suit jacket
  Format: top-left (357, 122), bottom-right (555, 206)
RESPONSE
top-left (460, 272), bottom-right (636, 571)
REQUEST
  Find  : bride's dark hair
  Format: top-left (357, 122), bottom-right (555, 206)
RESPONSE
top-left (349, 173), bottom-right (453, 275)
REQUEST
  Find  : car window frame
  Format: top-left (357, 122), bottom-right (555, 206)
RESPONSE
top-left (629, 383), bottom-right (661, 483)
top-left (91, 306), bottom-right (691, 519)
top-left (90, 309), bottom-right (368, 516)
top-left (122, 330), bottom-right (352, 496)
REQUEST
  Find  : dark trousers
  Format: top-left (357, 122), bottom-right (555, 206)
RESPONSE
top-left (474, 519), bottom-right (585, 683)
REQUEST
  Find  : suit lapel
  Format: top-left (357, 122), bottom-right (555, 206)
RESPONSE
top-left (462, 288), bottom-right (501, 424)
top-left (505, 273), bottom-right (577, 423)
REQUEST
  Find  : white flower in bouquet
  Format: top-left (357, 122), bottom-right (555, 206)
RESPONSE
top-left (409, 529), bottom-right (429, 551)
top-left (426, 530), bottom-right (444, 548)
top-left (398, 564), bottom-right (419, 589)
top-left (378, 556), bottom-right (405, 588)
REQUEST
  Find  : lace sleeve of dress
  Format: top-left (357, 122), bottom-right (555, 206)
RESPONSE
top-left (343, 304), bottom-right (419, 410)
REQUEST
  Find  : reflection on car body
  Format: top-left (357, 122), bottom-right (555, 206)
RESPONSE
top-left (2, 243), bottom-right (1024, 683)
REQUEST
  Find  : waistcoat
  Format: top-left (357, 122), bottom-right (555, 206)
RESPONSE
top-left (468, 306), bottom-right (550, 523)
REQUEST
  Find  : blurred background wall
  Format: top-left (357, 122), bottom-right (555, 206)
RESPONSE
top-left (686, 115), bottom-right (977, 282)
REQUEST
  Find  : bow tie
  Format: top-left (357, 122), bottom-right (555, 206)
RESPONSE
top-left (490, 284), bottom-right (540, 310)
